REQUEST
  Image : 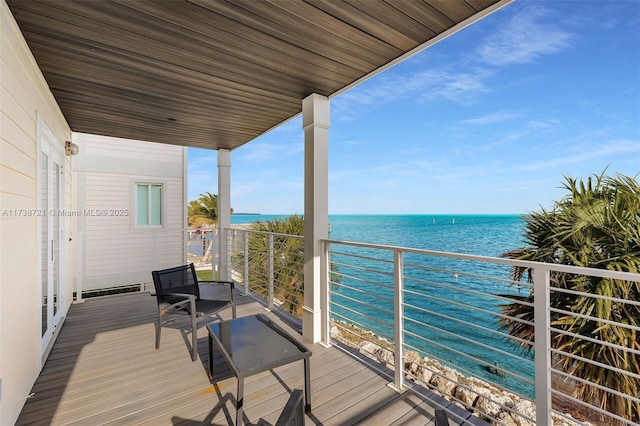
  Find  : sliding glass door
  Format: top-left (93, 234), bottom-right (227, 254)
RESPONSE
top-left (39, 121), bottom-right (65, 358)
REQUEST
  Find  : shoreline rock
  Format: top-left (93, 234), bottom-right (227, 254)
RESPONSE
top-left (331, 321), bottom-right (592, 426)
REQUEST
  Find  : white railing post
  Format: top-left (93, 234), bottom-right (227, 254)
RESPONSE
top-left (533, 266), bottom-right (552, 425)
top-left (268, 234), bottom-right (274, 310)
top-left (320, 240), bottom-right (331, 346)
top-left (392, 249), bottom-right (405, 391)
top-left (243, 231), bottom-right (249, 295)
top-left (228, 228), bottom-right (234, 277)
top-left (214, 228), bottom-right (220, 278)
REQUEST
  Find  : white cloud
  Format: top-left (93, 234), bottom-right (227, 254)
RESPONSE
top-left (236, 140), bottom-right (303, 162)
top-left (333, 3), bottom-right (576, 121)
top-left (416, 68), bottom-right (492, 103)
top-left (479, 119), bottom-right (559, 150)
top-left (333, 67), bottom-right (493, 119)
top-left (477, 4), bottom-right (574, 66)
top-left (519, 139), bottom-right (640, 172)
top-left (462, 112), bottom-right (519, 125)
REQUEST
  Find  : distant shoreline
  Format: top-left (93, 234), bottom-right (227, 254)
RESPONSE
top-left (233, 213), bottom-right (525, 216)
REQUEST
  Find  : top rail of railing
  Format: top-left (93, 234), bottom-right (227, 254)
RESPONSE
top-left (322, 238), bottom-right (640, 282)
top-left (227, 227), bottom-right (304, 241)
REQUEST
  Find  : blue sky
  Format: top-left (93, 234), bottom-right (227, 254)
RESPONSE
top-left (189, 0), bottom-right (640, 215)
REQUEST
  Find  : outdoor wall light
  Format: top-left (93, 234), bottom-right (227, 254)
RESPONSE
top-left (65, 141), bottom-right (79, 156)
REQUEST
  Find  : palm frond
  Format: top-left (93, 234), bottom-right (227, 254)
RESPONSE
top-left (500, 171), bottom-right (640, 423)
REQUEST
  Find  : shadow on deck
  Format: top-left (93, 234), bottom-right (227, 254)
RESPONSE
top-left (17, 287), bottom-right (487, 425)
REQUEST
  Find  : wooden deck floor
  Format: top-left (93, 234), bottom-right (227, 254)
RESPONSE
top-left (17, 288), bottom-right (486, 426)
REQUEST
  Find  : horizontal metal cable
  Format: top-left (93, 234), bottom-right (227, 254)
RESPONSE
top-left (329, 248), bottom-right (393, 264)
top-left (329, 302), bottom-right (394, 335)
top-left (403, 316), bottom-right (532, 368)
top-left (330, 281), bottom-right (395, 305)
top-left (275, 262), bottom-right (304, 274)
top-left (550, 326), bottom-right (640, 357)
top-left (549, 306), bottom-right (640, 333)
top-left (329, 258), bottom-right (392, 278)
top-left (329, 259), bottom-right (382, 273)
top-left (403, 327), bottom-right (534, 388)
top-left (330, 260), bottom-right (395, 280)
top-left (329, 270), bottom-right (394, 292)
top-left (551, 368), bottom-right (640, 405)
top-left (550, 348), bottom-right (640, 380)
top-left (403, 300), bottom-right (534, 349)
top-left (330, 291), bottom-right (393, 317)
top-left (403, 287), bottom-right (535, 329)
top-left (330, 313), bottom-right (393, 344)
top-left (404, 260), bottom-right (529, 288)
top-left (404, 275), bottom-right (535, 308)
top-left (272, 287), bottom-right (302, 306)
top-left (402, 339), bottom-right (534, 394)
top-left (550, 390), bottom-right (636, 426)
top-left (330, 280), bottom-right (393, 298)
top-left (234, 229), bottom-right (304, 240)
top-left (250, 283), bottom-right (268, 291)
top-left (273, 275), bottom-right (302, 287)
top-left (550, 285), bottom-right (640, 307)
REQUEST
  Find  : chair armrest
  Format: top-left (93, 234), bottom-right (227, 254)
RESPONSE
top-left (200, 280), bottom-right (235, 294)
top-left (199, 280), bottom-right (234, 288)
top-left (199, 280), bottom-right (236, 317)
top-left (151, 292), bottom-right (196, 311)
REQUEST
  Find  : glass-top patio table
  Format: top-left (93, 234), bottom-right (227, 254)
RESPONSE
top-left (207, 314), bottom-right (312, 425)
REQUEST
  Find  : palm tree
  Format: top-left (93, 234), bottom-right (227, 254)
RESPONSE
top-left (188, 192), bottom-right (233, 227)
top-left (501, 172), bottom-right (640, 423)
top-left (244, 215), bottom-right (306, 316)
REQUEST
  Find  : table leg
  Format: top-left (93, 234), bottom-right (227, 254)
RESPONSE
top-left (236, 378), bottom-right (245, 426)
top-left (304, 358), bottom-right (311, 414)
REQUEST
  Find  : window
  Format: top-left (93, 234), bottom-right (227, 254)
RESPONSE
top-left (136, 183), bottom-right (162, 226)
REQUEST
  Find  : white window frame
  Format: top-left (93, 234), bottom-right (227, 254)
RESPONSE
top-left (132, 181), bottom-right (164, 228)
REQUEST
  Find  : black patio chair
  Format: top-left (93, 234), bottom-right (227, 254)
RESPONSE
top-left (151, 263), bottom-right (236, 361)
top-left (275, 389), bottom-right (305, 426)
top-left (435, 408), bottom-right (450, 426)
top-left (257, 389), bottom-right (305, 426)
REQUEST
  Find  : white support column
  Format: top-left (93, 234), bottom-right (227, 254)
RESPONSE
top-left (217, 149), bottom-right (231, 281)
top-left (302, 93), bottom-right (330, 343)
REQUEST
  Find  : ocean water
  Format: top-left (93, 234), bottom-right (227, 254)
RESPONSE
top-left (232, 214), bottom-right (533, 397)
top-left (232, 214), bottom-right (525, 256)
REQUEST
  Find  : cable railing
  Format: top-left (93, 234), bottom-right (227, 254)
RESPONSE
top-left (226, 228), bottom-right (305, 317)
top-left (220, 228), bottom-right (640, 426)
top-left (186, 226), bottom-right (218, 269)
top-left (323, 238), bottom-right (640, 426)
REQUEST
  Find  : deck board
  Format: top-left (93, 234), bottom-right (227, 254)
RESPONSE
top-left (17, 289), bottom-right (487, 425)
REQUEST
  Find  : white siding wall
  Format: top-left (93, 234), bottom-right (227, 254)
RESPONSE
top-left (73, 133), bottom-right (187, 292)
top-left (0, 2), bottom-right (73, 424)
